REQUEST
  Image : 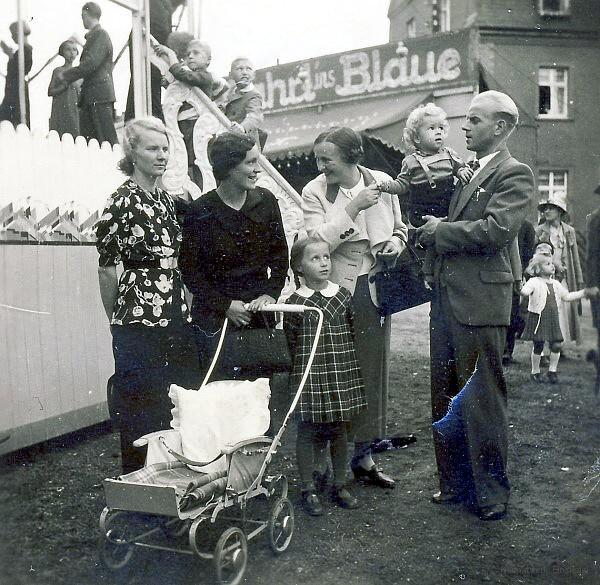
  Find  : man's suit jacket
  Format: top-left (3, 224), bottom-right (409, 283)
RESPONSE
top-left (586, 207), bottom-right (600, 328)
top-left (435, 148), bottom-right (534, 326)
top-left (62, 25), bottom-right (115, 106)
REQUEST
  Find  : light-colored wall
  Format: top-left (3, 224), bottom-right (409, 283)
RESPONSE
top-left (0, 244), bottom-right (113, 455)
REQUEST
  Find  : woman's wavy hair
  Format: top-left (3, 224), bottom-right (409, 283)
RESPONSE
top-left (208, 132), bottom-right (256, 182)
top-left (118, 117), bottom-right (169, 176)
top-left (289, 235), bottom-right (329, 288)
top-left (313, 126), bottom-right (364, 165)
top-left (403, 103), bottom-right (449, 152)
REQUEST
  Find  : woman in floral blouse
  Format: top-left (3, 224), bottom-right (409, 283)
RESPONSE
top-left (95, 117), bottom-right (199, 473)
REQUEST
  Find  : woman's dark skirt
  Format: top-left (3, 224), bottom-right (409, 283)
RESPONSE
top-left (109, 323), bottom-right (200, 473)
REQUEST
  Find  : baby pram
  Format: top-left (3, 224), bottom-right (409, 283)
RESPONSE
top-left (99, 304), bottom-right (323, 585)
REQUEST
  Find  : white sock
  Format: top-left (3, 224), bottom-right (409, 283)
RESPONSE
top-left (356, 453), bottom-right (375, 470)
top-left (531, 351), bottom-right (541, 374)
top-left (549, 352), bottom-right (560, 372)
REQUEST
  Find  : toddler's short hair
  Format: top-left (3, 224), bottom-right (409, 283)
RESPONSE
top-left (403, 103), bottom-right (449, 151)
top-left (525, 253), bottom-right (552, 277)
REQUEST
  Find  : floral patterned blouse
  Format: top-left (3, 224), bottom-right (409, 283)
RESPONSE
top-left (95, 179), bottom-right (191, 327)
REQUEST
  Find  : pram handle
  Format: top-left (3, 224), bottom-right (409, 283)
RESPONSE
top-left (256, 303), bottom-right (306, 313)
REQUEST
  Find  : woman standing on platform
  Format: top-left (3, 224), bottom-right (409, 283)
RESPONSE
top-left (302, 127), bottom-right (408, 489)
top-left (48, 40), bottom-right (81, 137)
top-left (95, 117), bottom-right (199, 474)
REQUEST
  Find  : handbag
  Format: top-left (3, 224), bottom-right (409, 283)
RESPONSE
top-left (372, 242), bottom-right (432, 316)
top-left (220, 314), bottom-right (292, 375)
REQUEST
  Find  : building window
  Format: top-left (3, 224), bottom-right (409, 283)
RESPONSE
top-left (538, 0), bottom-right (570, 16)
top-left (439, 0), bottom-right (451, 32)
top-left (407, 18), bottom-right (416, 38)
top-left (538, 170), bottom-right (568, 203)
top-left (538, 67), bottom-right (568, 118)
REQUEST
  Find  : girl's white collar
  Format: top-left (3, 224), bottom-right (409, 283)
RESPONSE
top-left (296, 281), bottom-right (339, 298)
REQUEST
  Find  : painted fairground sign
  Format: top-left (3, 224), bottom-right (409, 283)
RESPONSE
top-left (255, 29), bottom-right (476, 112)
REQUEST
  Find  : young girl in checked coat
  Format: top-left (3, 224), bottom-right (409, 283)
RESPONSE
top-left (284, 236), bottom-right (366, 516)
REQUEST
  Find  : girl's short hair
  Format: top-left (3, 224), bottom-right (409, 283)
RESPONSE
top-left (313, 126), bottom-right (364, 165)
top-left (289, 235), bottom-right (329, 286)
top-left (208, 132), bottom-right (256, 181)
top-left (525, 253), bottom-right (551, 277)
top-left (58, 40), bottom-right (77, 58)
top-left (118, 117), bottom-right (169, 176)
top-left (403, 103), bottom-right (449, 151)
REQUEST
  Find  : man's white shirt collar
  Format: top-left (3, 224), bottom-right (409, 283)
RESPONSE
top-left (471, 151), bottom-right (499, 180)
top-left (295, 281), bottom-right (339, 298)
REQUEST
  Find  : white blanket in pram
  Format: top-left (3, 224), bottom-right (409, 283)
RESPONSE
top-left (169, 378), bottom-right (271, 473)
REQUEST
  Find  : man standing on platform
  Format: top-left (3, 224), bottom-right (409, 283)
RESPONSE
top-left (416, 91), bottom-right (534, 521)
top-left (60, 2), bottom-right (117, 145)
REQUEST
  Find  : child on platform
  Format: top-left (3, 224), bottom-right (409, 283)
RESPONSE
top-left (220, 57), bottom-right (267, 149)
top-left (520, 253), bottom-right (597, 384)
top-left (154, 39), bottom-right (227, 188)
top-left (376, 103), bottom-right (473, 279)
top-left (284, 236), bottom-right (366, 516)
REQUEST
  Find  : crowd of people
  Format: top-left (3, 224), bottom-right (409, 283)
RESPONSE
top-left (3, 2), bottom-right (598, 526)
top-left (0, 0), bottom-right (264, 160)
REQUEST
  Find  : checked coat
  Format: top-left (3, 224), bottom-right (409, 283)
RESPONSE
top-left (284, 283), bottom-right (366, 424)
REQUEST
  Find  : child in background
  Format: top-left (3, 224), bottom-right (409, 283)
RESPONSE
top-left (154, 39), bottom-right (227, 188)
top-left (284, 236), bottom-right (366, 516)
top-left (48, 39), bottom-right (81, 138)
top-left (220, 57), bottom-right (267, 149)
top-left (376, 103), bottom-right (473, 280)
top-left (520, 253), bottom-right (598, 383)
top-left (534, 241), bottom-right (566, 281)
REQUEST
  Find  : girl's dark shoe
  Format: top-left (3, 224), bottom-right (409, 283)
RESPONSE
top-left (547, 371), bottom-right (559, 384)
top-left (301, 490), bottom-right (323, 516)
top-left (530, 373), bottom-right (543, 383)
top-left (331, 486), bottom-right (359, 509)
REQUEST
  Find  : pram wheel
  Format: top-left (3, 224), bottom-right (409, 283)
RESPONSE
top-left (214, 526), bottom-right (248, 585)
top-left (267, 497), bottom-right (294, 554)
top-left (98, 510), bottom-right (135, 571)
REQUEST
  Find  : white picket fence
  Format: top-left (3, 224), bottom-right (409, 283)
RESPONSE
top-left (0, 121), bottom-right (124, 226)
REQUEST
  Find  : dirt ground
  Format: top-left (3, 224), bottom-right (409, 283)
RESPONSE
top-left (1, 302), bottom-right (600, 585)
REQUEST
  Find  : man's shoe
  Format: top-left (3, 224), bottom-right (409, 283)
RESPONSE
top-left (431, 491), bottom-right (461, 505)
top-left (547, 371), bottom-right (559, 384)
top-left (478, 503), bottom-right (507, 521)
top-left (352, 465), bottom-right (395, 489)
top-left (331, 486), bottom-right (359, 509)
top-left (300, 490), bottom-right (323, 516)
top-left (530, 373), bottom-right (543, 383)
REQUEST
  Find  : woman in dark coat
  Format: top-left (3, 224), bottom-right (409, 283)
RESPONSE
top-left (0, 21), bottom-right (33, 126)
top-left (179, 132), bottom-right (289, 377)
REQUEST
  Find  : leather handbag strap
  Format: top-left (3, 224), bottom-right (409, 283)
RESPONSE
top-left (159, 435), bottom-right (223, 467)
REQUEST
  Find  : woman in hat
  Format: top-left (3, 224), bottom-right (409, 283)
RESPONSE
top-left (535, 193), bottom-right (584, 344)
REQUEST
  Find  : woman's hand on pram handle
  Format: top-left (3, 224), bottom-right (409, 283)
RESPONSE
top-left (245, 294), bottom-right (276, 312)
top-left (226, 300), bottom-right (252, 327)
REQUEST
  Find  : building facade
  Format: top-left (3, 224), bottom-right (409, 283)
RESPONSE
top-left (388, 0), bottom-right (600, 232)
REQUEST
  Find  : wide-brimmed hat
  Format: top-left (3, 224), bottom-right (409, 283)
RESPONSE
top-left (538, 192), bottom-right (567, 214)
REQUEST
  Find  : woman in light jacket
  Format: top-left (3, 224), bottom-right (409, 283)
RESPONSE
top-left (302, 127), bottom-right (408, 488)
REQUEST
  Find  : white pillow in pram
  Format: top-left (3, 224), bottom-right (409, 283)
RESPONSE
top-left (169, 378), bottom-right (271, 473)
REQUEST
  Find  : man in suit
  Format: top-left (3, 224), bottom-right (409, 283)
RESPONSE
top-left (60, 2), bottom-right (117, 145)
top-left (416, 91), bottom-right (534, 521)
